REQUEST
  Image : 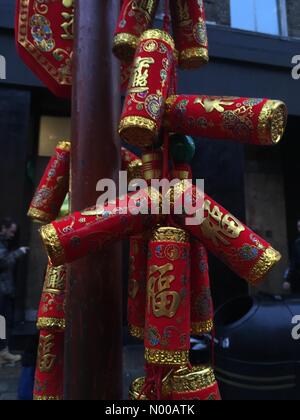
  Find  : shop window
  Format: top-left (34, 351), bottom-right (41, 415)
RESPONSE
top-left (230, 0), bottom-right (286, 36)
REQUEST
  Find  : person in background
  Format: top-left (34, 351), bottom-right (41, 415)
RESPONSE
top-left (0, 217), bottom-right (29, 366)
top-left (284, 220), bottom-right (300, 294)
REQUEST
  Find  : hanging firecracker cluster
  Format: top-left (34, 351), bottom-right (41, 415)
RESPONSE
top-left (26, 0), bottom-right (288, 402)
top-left (27, 140), bottom-right (70, 400)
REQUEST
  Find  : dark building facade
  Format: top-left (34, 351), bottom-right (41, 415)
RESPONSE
top-left (1, 0), bottom-right (300, 321)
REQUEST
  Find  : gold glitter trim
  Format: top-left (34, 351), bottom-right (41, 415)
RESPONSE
top-left (40, 224), bottom-right (65, 267)
top-left (145, 348), bottom-right (189, 365)
top-left (113, 33), bottom-right (139, 62)
top-left (27, 208), bottom-right (53, 224)
top-left (33, 395), bottom-right (62, 401)
top-left (179, 47), bottom-right (209, 69)
top-left (248, 247), bottom-right (282, 285)
top-left (191, 320), bottom-right (214, 335)
top-left (171, 365), bottom-right (216, 393)
top-left (152, 227), bottom-right (189, 243)
top-left (140, 29), bottom-right (175, 51)
top-left (37, 317), bottom-right (66, 331)
top-left (57, 141), bottom-right (71, 151)
top-left (129, 325), bottom-right (144, 340)
top-left (129, 377), bottom-right (148, 400)
top-left (119, 116), bottom-right (158, 147)
top-left (258, 100), bottom-right (287, 145)
top-left (127, 159), bottom-right (143, 182)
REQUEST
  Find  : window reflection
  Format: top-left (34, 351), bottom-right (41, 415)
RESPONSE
top-left (231, 0), bottom-right (280, 35)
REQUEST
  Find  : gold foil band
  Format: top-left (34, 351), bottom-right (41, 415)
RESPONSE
top-left (171, 366), bottom-right (216, 393)
top-left (191, 320), bottom-right (214, 335)
top-left (113, 33), bottom-right (139, 62)
top-left (33, 395), bottom-right (62, 401)
top-left (40, 224), bottom-right (65, 267)
top-left (179, 47), bottom-right (209, 69)
top-left (248, 247), bottom-right (282, 285)
top-left (37, 317), bottom-right (66, 331)
top-left (145, 348), bottom-right (189, 365)
top-left (129, 325), bottom-right (144, 340)
top-left (152, 227), bottom-right (189, 243)
top-left (57, 141), bottom-right (71, 151)
top-left (119, 116), bottom-right (158, 148)
top-left (140, 29), bottom-right (175, 51)
top-left (27, 208), bottom-right (53, 224)
top-left (130, 365), bottom-right (217, 399)
top-left (258, 100), bottom-right (287, 145)
top-left (129, 377), bottom-right (148, 400)
top-left (127, 159), bottom-right (143, 183)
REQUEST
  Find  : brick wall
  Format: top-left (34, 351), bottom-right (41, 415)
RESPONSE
top-left (204, 0), bottom-right (230, 25)
top-left (286, 0), bottom-right (300, 38)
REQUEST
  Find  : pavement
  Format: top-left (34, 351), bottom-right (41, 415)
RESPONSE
top-left (0, 365), bottom-right (21, 400)
top-left (0, 345), bottom-right (145, 401)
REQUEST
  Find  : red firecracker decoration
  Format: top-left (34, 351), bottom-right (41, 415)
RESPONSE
top-left (165, 95), bottom-right (287, 146)
top-left (119, 29), bottom-right (175, 148)
top-left (190, 240), bottom-right (214, 335)
top-left (170, 0), bottom-right (209, 69)
top-left (28, 141), bottom-right (71, 224)
top-left (121, 147), bottom-right (143, 182)
top-left (39, 187), bottom-right (161, 267)
top-left (33, 330), bottom-right (64, 400)
top-left (37, 263), bottom-right (66, 332)
top-left (168, 181), bottom-right (282, 286)
top-left (15, 0), bottom-right (74, 98)
top-left (169, 366), bottom-right (221, 400)
top-left (128, 235), bottom-right (149, 340)
top-left (129, 365), bottom-right (221, 400)
top-left (144, 227), bottom-right (191, 366)
top-left (113, 0), bottom-right (160, 62)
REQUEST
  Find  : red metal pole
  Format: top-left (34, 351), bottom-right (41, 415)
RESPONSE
top-left (65, 0), bottom-right (122, 400)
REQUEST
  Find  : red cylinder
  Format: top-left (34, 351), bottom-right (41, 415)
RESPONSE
top-left (128, 235), bottom-right (148, 339)
top-left (113, 0), bottom-right (160, 62)
top-left (39, 187), bottom-right (161, 267)
top-left (33, 330), bottom-right (64, 400)
top-left (191, 240), bottom-right (214, 335)
top-left (168, 181), bottom-right (282, 286)
top-left (165, 95), bottom-right (287, 146)
top-left (28, 141), bottom-right (71, 224)
top-left (144, 227), bottom-right (191, 366)
top-left (170, 0), bottom-right (209, 69)
top-left (37, 263), bottom-right (66, 332)
top-left (119, 29), bottom-right (175, 148)
top-left (170, 366), bottom-right (221, 400)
